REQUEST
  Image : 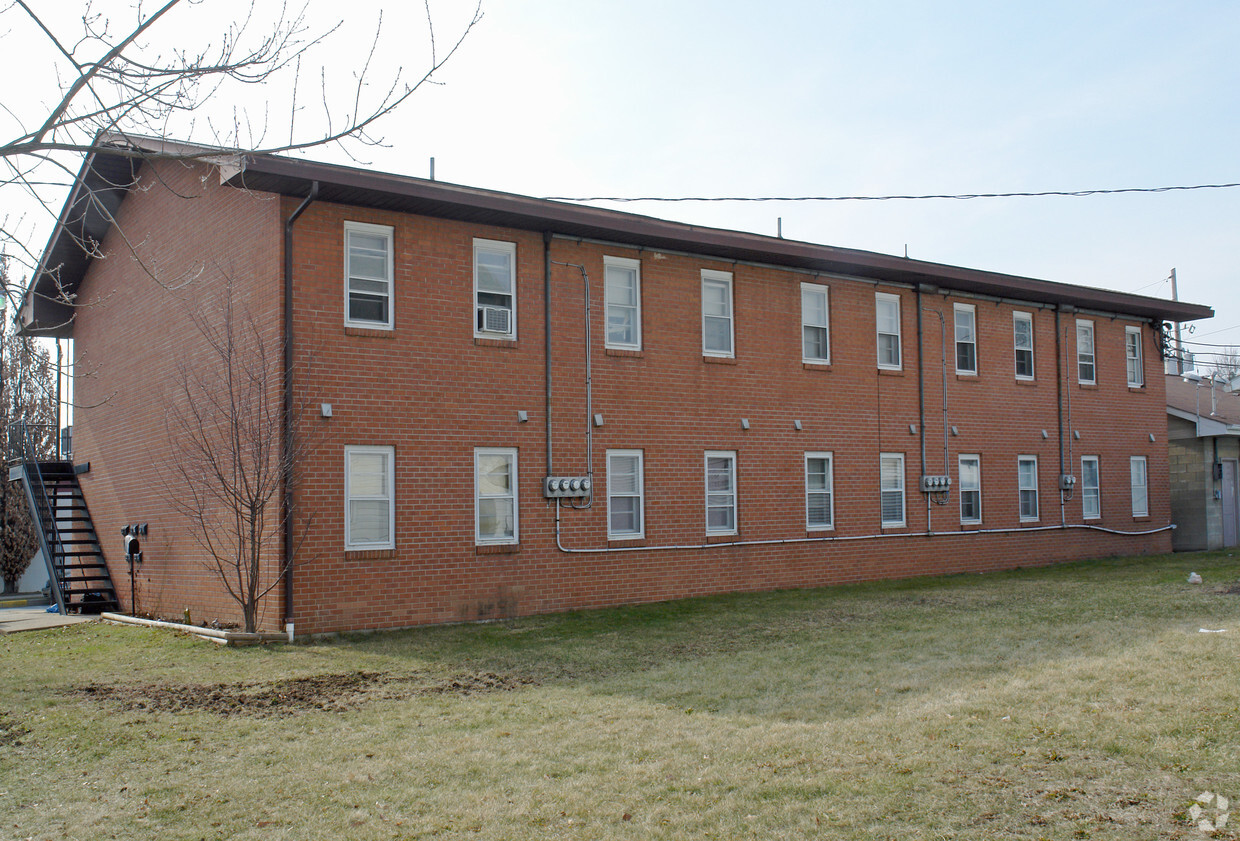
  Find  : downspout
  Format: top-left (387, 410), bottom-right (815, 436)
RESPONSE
top-left (1055, 308), bottom-right (1066, 527)
top-left (916, 287), bottom-right (926, 480)
top-left (543, 232), bottom-right (553, 476)
top-left (282, 180), bottom-right (318, 638)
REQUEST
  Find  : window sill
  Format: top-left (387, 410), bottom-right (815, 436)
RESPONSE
top-left (1015, 378), bottom-right (1038, 386)
top-left (705, 533), bottom-right (738, 543)
top-left (475, 337), bottom-right (518, 349)
top-left (802, 361), bottom-right (832, 371)
top-left (606, 347), bottom-right (644, 358)
top-left (955, 372), bottom-right (979, 381)
top-left (1019, 519), bottom-right (1041, 526)
top-left (703, 355), bottom-right (738, 365)
top-left (1128, 385), bottom-right (1146, 392)
top-left (806, 526), bottom-right (835, 535)
top-left (1076, 382), bottom-right (1098, 390)
top-left (877, 368), bottom-right (904, 377)
top-left (475, 542), bottom-right (521, 555)
top-left (608, 536), bottom-right (646, 546)
top-left (345, 325), bottom-right (395, 338)
top-left (345, 548), bottom-right (396, 560)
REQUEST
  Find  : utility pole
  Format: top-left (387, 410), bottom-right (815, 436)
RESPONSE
top-left (1171, 268), bottom-right (1184, 374)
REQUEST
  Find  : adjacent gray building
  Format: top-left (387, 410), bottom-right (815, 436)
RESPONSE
top-left (1167, 373), bottom-right (1240, 550)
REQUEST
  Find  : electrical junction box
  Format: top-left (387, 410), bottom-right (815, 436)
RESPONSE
top-left (544, 476), bottom-right (593, 498)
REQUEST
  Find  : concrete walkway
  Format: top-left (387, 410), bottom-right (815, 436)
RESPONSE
top-left (0, 605), bottom-right (96, 633)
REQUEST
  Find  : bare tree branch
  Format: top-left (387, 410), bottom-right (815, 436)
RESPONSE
top-left (163, 273), bottom-right (310, 632)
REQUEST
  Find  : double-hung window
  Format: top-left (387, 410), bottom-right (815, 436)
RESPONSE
top-left (1130, 456), bottom-right (1148, 517)
top-left (345, 446), bottom-right (395, 550)
top-left (876, 292), bottom-right (902, 370)
top-left (1018, 456), bottom-right (1039, 521)
top-left (475, 448), bottom-right (518, 544)
top-left (701, 270), bottom-right (734, 357)
top-left (958, 455), bottom-right (981, 524)
top-left (1125, 327), bottom-right (1144, 387)
top-left (705, 451), bottom-right (737, 535)
top-left (1076, 319), bottom-right (1095, 384)
top-left (801, 283), bottom-right (830, 364)
top-left (605, 257), bottom-right (641, 350)
top-left (880, 453), bottom-right (905, 527)
top-left (1013, 311), bottom-right (1034, 380)
top-left (954, 303), bottom-right (977, 375)
top-left (474, 239), bottom-right (517, 339)
top-left (344, 222), bottom-right (394, 328)
top-left (1081, 456), bottom-right (1101, 520)
top-left (804, 452), bottom-right (834, 530)
top-left (607, 450), bottom-right (644, 538)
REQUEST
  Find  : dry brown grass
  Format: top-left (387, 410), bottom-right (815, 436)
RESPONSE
top-left (3, 550), bottom-right (1240, 839)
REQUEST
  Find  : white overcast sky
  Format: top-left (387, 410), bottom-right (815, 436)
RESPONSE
top-left (5, 1), bottom-right (1238, 364)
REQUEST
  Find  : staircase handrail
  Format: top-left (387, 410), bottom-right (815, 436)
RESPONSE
top-left (8, 421), bottom-right (68, 612)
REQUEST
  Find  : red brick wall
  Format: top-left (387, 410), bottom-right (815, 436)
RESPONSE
top-left (71, 160), bottom-right (283, 628)
top-left (68, 164), bottom-right (1172, 634)
top-left (282, 199), bottom-right (1172, 635)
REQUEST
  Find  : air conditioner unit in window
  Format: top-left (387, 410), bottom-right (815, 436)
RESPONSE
top-left (478, 306), bottom-right (511, 335)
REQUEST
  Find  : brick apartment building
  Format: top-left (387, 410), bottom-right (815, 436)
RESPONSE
top-left (20, 136), bottom-right (1213, 635)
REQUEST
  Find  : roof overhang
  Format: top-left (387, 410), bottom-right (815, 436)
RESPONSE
top-left (21, 134), bottom-right (1216, 337)
top-left (1167, 406), bottom-right (1240, 437)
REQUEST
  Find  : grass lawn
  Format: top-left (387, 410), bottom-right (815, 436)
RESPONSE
top-left (3, 551), bottom-right (1240, 840)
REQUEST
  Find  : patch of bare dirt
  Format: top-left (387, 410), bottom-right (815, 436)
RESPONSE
top-left (70, 669), bottom-right (537, 718)
top-left (0, 710), bottom-right (29, 745)
top-left (1215, 581), bottom-right (1240, 595)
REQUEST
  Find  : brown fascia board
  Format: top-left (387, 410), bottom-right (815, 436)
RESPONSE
top-left (22, 139), bottom-right (1216, 335)
top-left (232, 152), bottom-right (1213, 325)
top-left (20, 148), bottom-right (139, 337)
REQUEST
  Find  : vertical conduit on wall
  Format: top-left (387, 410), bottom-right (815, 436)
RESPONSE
top-left (281, 180), bottom-right (318, 633)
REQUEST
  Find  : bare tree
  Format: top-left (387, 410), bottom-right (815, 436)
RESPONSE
top-left (1211, 346), bottom-right (1240, 382)
top-left (0, 261), bottom-right (57, 592)
top-left (1, 0), bottom-right (483, 300)
top-left (164, 277), bottom-right (305, 632)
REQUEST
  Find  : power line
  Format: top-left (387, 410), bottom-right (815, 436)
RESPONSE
top-left (1126, 276), bottom-right (1170, 294)
top-left (543, 181), bottom-right (1240, 204)
top-left (1178, 338), bottom-right (1240, 349)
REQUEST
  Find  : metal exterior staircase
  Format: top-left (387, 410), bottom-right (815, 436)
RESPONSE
top-left (8, 424), bottom-right (118, 614)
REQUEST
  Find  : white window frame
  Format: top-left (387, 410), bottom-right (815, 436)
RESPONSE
top-left (474, 447), bottom-right (519, 545)
top-left (1130, 456), bottom-right (1148, 517)
top-left (880, 452), bottom-right (905, 527)
top-left (804, 452), bottom-right (834, 531)
top-left (473, 238), bottom-right (517, 339)
top-left (800, 283), bottom-right (830, 364)
top-left (1013, 311), bottom-right (1035, 380)
top-left (344, 445), bottom-right (395, 550)
top-left (1018, 455), bottom-right (1039, 522)
top-left (606, 449), bottom-right (645, 539)
top-left (1081, 455), bottom-right (1101, 520)
top-left (344, 221), bottom-right (394, 329)
top-left (876, 292), bottom-right (902, 371)
top-left (1076, 319), bottom-right (1095, 385)
top-left (953, 303), bottom-right (977, 375)
top-left (704, 450), bottom-right (738, 535)
top-left (701, 270), bottom-right (735, 358)
top-left (958, 454), bottom-right (981, 525)
top-left (604, 256), bottom-right (642, 351)
top-left (1125, 326), bottom-right (1144, 387)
